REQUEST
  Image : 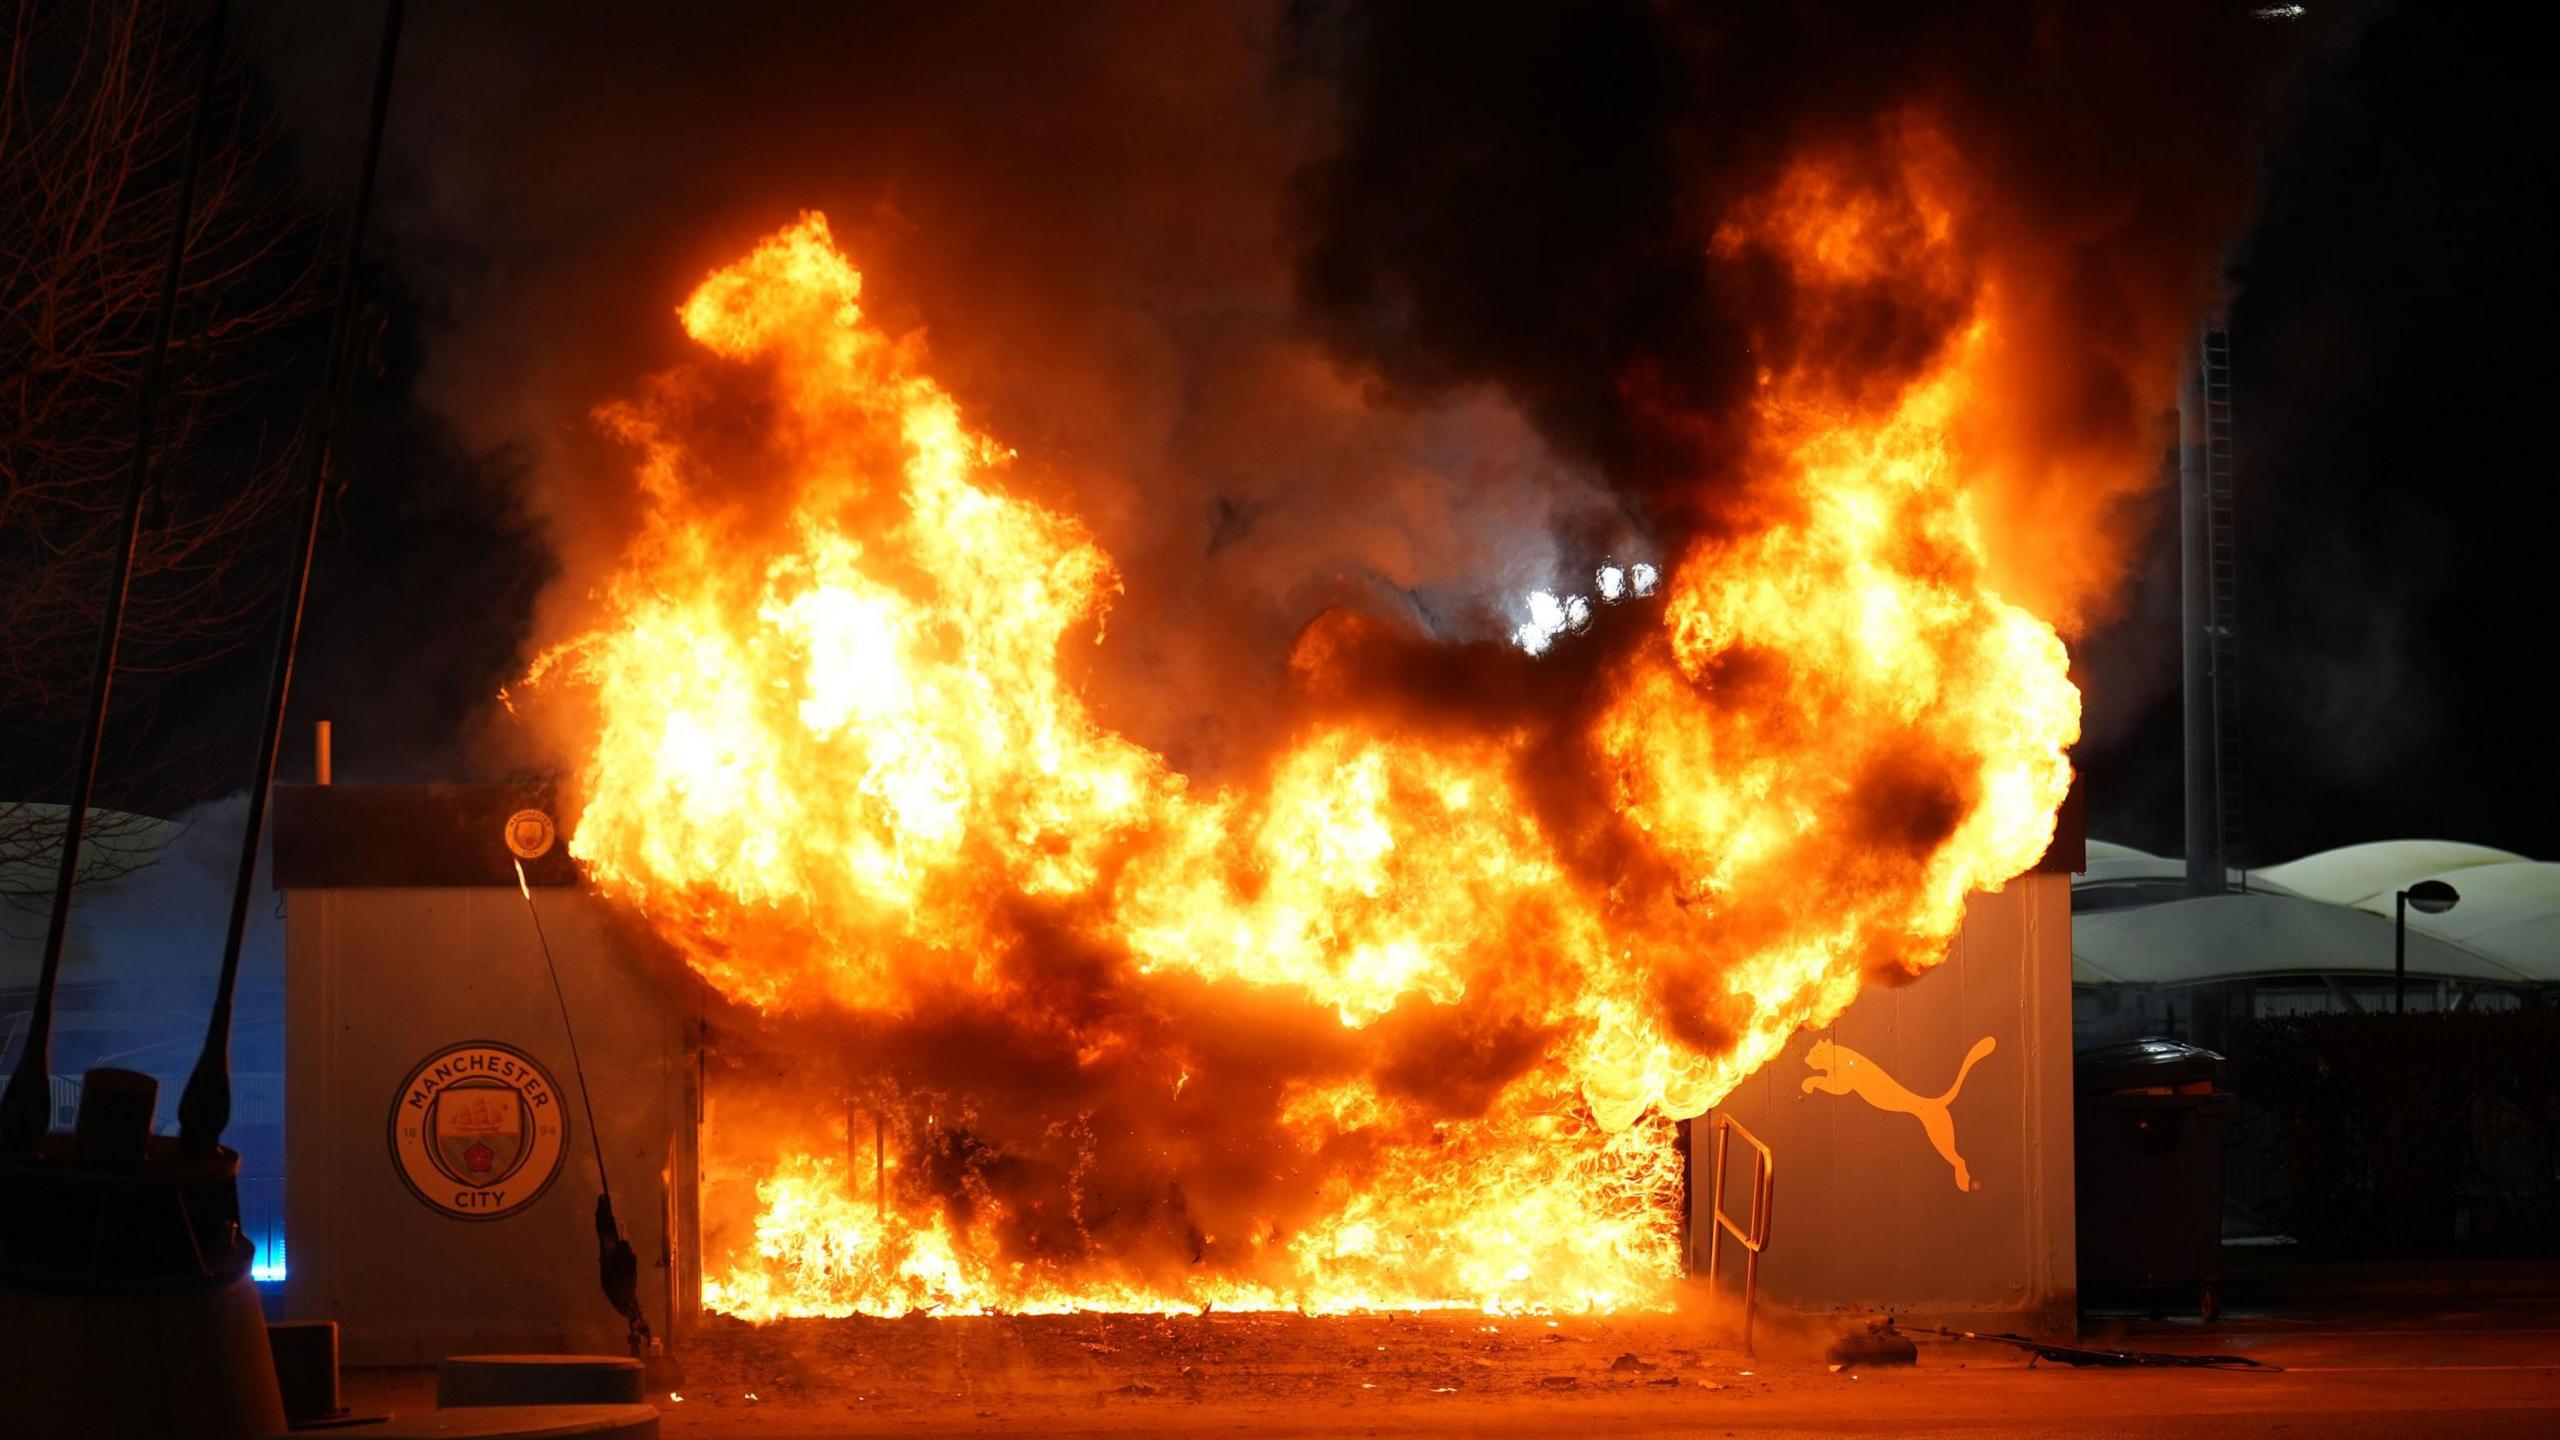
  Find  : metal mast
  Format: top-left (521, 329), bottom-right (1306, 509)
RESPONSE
top-left (2180, 324), bottom-right (2246, 895)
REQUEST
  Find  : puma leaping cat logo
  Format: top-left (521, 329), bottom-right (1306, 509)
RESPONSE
top-left (1802, 1035), bottom-right (1997, 1192)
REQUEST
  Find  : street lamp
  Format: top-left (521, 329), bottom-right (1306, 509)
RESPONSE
top-left (2394, 879), bottom-right (2461, 1014)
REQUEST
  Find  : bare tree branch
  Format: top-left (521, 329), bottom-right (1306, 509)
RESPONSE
top-left (2, 0), bottom-right (320, 875)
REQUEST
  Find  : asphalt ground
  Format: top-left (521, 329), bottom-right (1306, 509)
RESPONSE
top-left (338, 1299), bottom-right (2560, 1438)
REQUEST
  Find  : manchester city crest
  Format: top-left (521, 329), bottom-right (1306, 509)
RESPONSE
top-left (389, 1041), bottom-right (567, 1220)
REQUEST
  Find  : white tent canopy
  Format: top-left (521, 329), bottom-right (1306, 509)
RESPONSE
top-left (2253, 839), bottom-right (2528, 908)
top-left (2078, 840), bottom-right (2188, 887)
top-left (2349, 860), bottom-right (2560, 983)
top-left (2078, 839), bottom-right (2305, 897)
top-left (2072, 891), bottom-right (2534, 989)
top-left (2077, 838), bottom-right (2555, 989)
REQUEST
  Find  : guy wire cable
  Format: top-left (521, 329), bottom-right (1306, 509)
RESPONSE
top-left (515, 855), bottom-right (654, 1354)
top-left (514, 858), bottom-right (613, 1207)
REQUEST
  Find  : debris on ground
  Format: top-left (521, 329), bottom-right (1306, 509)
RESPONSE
top-left (1825, 1318), bottom-right (1919, 1368)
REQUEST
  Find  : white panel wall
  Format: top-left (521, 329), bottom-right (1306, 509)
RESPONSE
top-left (281, 887), bottom-right (697, 1364)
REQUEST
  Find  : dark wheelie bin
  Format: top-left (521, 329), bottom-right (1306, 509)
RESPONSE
top-left (2074, 1038), bottom-right (2237, 1319)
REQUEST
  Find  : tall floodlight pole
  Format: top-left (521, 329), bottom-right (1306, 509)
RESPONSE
top-left (2179, 326), bottom-right (2244, 896)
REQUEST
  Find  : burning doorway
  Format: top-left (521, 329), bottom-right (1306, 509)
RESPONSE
top-left (688, 1015), bottom-right (1689, 1320)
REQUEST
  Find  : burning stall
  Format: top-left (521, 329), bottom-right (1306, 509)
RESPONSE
top-left (272, 789), bottom-right (2079, 1356)
top-left (273, 208), bottom-right (2086, 1352)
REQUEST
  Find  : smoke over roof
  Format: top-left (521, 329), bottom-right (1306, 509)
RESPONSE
top-left (247, 0), bottom-right (2337, 775)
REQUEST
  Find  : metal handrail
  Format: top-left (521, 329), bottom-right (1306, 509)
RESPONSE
top-left (1705, 1113), bottom-right (1775, 1354)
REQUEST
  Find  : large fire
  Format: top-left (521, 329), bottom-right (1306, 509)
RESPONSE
top-left (528, 184), bottom-right (2076, 1318)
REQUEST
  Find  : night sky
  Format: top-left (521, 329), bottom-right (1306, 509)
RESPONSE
top-left (2072, 2), bottom-right (2554, 862)
top-left (17, 3), bottom-right (2553, 868)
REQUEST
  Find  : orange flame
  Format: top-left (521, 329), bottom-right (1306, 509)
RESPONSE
top-left (529, 194), bottom-right (2076, 1318)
